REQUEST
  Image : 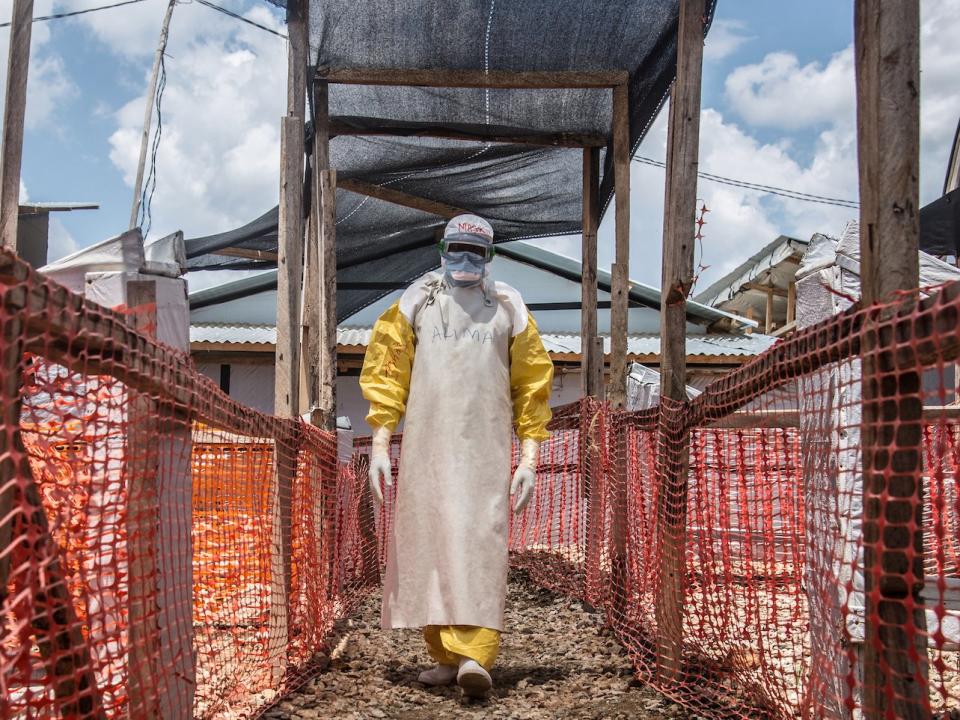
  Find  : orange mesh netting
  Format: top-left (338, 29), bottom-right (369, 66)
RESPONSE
top-left (0, 253), bottom-right (376, 719)
top-left (4, 241), bottom-right (960, 719)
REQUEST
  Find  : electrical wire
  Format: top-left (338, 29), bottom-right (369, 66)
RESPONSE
top-left (190, 0), bottom-right (286, 38)
top-left (138, 24), bottom-right (167, 237)
top-left (0, 0), bottom-right (149, 28)
top-left (633, 155), bottom-right (860, 209)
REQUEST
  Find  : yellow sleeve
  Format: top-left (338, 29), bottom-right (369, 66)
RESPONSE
top-left (359, 301), bottom-right (416, 431)
top-left (509, 312), bottom-right (554, 442)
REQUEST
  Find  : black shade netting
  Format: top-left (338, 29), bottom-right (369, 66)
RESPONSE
top-left (187, 0), bottom-right (716, 321)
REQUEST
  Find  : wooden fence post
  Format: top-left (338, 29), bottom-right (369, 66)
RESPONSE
top-left (655, 0), bottom-right (705, 682)
top-left (0, 0), bottom-right (33, 253)
top-left (581, 147), bottom-right (600, 398)
top-left (125, 278), bottom-right (194, 718)
top-left (124, 280), bottom-right (163, 717)
top-left (0, 285), bottom-right (104, 718)
top-left (607, 84), bottom-right (631, 408)
top-left (854, 1), bottom-right (929, 717)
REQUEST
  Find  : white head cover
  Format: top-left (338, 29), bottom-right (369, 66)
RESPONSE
top-left (443, 214), bottom-right (494, 243)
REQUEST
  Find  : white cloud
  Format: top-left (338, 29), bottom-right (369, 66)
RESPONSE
top-left (0, 0), bottom-right (77, 128)
top-left (704, 19), bottom-right (753, 62)
top-left (920, 0), bottom-right (960, 198)
top-left (47, 216), bottom-right (78, 261)
top-left (724, 47), bottom-right (855, 131)
top-left (106, 1), bottom-right (288, 241)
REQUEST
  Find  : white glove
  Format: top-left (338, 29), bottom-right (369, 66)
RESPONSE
top-left (510, 438), bottom-right (539, 514)
top-left (368, 425), bottom-right (393, 504)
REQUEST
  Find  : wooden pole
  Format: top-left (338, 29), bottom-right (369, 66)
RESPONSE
top-left (309, 80), bottom-right (336, 431)
top-left (275, 117), bottom-right (304, 417)
top-left (786, 281), bottom-right (796, 325)
top-left (128, 0), bottom-right (176, 231)
top-left (655, 0), bottom-right (705, 682)
top-left (0, 0), bottom-right (33, 252)
top-left (607, 82), bottom-right (631, 408)
top-left (268, 0), bottom-right (308, 684)
top-left (317, 168), bottom-right (337, 432)
top-left (581, 147), bottom-right (600, 397)
top-left (854, 1), bottom-right (929, 718)
top-left (0, 289), bottom-right (104, 718)
top-left (124, 280), bottom-right (163, 718)
top-left (764, 286), bottom-right (774, 334)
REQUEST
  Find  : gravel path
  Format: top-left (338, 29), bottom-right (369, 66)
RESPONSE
top-left (266, 570), bottom-right (695, 719)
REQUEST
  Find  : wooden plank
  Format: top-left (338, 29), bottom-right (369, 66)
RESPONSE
top-left (330, 119), bottom-right (606, 148)
top-left (318, 66), bottom-right (629, 89)
top-left (124, 280), bottom-right (163, 718)
top-left (0, 0), bottom-right (33, 252)
top-left (581, 147), bottom-right (600, 397)
top-left (339, 177), bottom-right (469, 219)
top-left (655, 0), bottom-right (706, 683)
top-left (743, 281), bottom-right (788, 298)
top-left (854, 2), bottom-right (928, 717)
top-left (592, 337), bottom-right (605, 402)
top-left (316, 170), bottom-right (338, 432)
top-left (304, 80), bottom-right (329, 414)
top-left (786, 281), bottom-right (797, 325)
top-left (764, 287), bottom-right (774, 334)
top-left (607, 80), bottom-right (631, 409)
top-left (213, 247), bottom-right (279, 262)
top-left (274, 116), bottom-right (304, 417)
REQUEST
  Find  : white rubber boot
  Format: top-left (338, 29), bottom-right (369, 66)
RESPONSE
top-left (417, 664), bottom-right (458, 686)
top-left (457, 658), bottom-right (492, 698)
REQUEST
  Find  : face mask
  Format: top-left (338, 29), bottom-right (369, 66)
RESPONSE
top-left (442, 251), bottom-right (486, 286)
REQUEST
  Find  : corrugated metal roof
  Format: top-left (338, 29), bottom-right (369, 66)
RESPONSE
top-left (192, 323), bottom-right (777, 358)
top-left (188, 241), bottom-right (757, 328)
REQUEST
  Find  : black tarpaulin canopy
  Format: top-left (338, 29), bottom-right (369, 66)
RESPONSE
top-left (919, 188), bottom-right (960, 257)
top-left (185, 1), bottom-right (716, 321)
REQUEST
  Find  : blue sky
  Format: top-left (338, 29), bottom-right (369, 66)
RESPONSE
top-left (3, 0), bottom-right (959, 292)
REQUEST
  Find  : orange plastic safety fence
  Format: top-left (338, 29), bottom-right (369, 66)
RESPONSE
top-left (500, 282), bottom-right (960, 718)
top-left (7, 237), bottom-right (960, 720)
top-left (0, 252), bottom-right (376, 719)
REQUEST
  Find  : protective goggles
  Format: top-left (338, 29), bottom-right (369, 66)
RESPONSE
top-left (439, 232), bottom-right (495, 262)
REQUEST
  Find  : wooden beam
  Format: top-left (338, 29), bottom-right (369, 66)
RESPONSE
top-left (330, 119), bottom-right (606, 148)
top-left (316, 169), bottom-right (338, 432)
top-left (854, 2), bottom-right (928, 718)
top-left (0, 0), bottom-right (33, 252)
top-left (581, 146), bottom-right (600, 398)
top-left (764, 287), bottom-right (774, 334)
top-left (339, 177), bottom-right (469, 219)
top-left (317, 66), bottom-right (628, 89)
top-left (214, 247), bottom-right (279, 262)
top-left (786, 281), bottom-right (796, 324)
top-left (743, 281), bottom-right (788, 298)
top-left (655, 0), bottom-right (706, 683)
top-left (124, 280), bottom-right (162, 718)
top-left (607, 81), bottom-right (631, 409)
top-left (704, 406), bottom-right (960, 429)
top-left (304, 80), bottom-right (329, 414)
top-left (0, 279), bottom-right (104, 718)
top-left (274, 116), bottom-right (304, 418)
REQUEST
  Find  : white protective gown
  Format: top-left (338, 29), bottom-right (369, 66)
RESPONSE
top-left (381, 276), bottom-right (523, 631)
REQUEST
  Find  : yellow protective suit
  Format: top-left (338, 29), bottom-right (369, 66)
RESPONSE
top-left (359, 276), bottom-right (553, 667)
top-left (360, 300), bottom-right (553, 441)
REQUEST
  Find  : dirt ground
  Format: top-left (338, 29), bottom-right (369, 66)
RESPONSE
top-left (264, 570), bottom-right (697, 719)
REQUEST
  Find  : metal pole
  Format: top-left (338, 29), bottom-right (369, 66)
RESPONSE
top-left (128, 0), bottom-right (176, 231)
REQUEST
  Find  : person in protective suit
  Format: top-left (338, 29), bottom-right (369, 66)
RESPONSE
top-left (359, 213), bottom-right (554, 698)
